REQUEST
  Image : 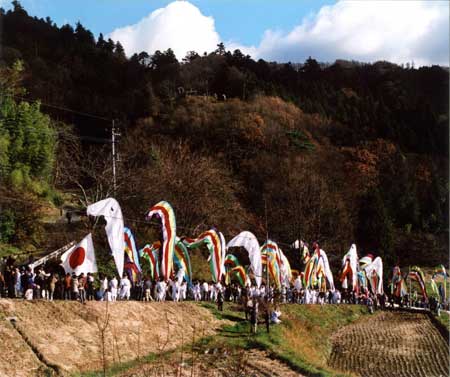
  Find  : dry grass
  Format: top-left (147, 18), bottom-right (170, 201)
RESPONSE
top-left (0, 300), bottom-right (229, 375)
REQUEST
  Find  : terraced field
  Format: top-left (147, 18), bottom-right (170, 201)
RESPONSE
top-left (328, 311), bottom-right (449, 377)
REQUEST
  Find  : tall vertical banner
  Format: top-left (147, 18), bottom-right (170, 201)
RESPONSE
top-left (87, 198), bottom-right (124, 277)
top-left (124, 227), bottom-right (142, 282)
top-left (146, 201), bottom-right (176, 280)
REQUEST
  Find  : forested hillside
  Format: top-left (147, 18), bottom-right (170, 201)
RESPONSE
top-left (0, 2), bottom-right (448, 269)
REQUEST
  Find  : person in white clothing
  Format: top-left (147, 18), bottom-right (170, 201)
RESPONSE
top-left (156, 279), bottom-right (167, 301)
top-left (193, 282), bottom-right (201, 301)
top-left (100, 276), bottom-right (108, 300)
top-left (201, 281), bottom-right (209, 301)
top-left (105, 289), bottom-right (113, 302)
top-left (119, 274), bottom-right (131, 300)
top-left (305, 288), bottom-right (311, 304)
top-left (271, 306), bottom-right (282, 324)
top-left (170, 279), bottom-right (178, 302)
top-left (209, 283), bottom-right (215, 301)
top-left (215, 282), bottom-right (222, 300)
top-left (179, 282), bottom-right (187, 301)
top-left (110, 276), bottom-right (118, 301)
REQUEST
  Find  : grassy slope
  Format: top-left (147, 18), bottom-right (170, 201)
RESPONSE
top-left (437, 310), bottom-right (450, 332)
top-left (201, 302), bottom-right (368, 377)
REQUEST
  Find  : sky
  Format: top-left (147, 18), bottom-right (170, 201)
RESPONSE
top-left (2, 0), bottom-right (449, 66)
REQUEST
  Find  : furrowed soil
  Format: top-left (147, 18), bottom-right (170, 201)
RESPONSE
top-left (328, 311), bottom-right (449, 377)
top-left (0, 300), bottom-right (228, 376)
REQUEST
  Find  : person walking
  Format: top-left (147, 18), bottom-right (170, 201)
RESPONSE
top-left (217, 287), bottom-right (224, 311)
top-left (143, 277), bottom-right (153, 301)
top-left (250, 299), bottom-right (258, 334)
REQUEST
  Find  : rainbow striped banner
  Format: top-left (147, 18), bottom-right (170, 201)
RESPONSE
top-left (432, 264), bottom-right (447, 301)
top-left (124, 227), bottom-right (141, 282)
top-left (224, 254), bottom-right (241, 269)
top-left (182, 229), bottom-right (223, 283)
top-left (430, 278), bottom-right (439, 297)
top-left (303, 253), bottom-right (319, 289)
top-left (174, 238), bottom-right (192, 285)
top-left (408, 266), bottom-right (428, 299)
top-left (261, 241), bottom-right (281, 288)
top-left (227, 266), bottom-right (246, 287)
top-left (140, 241), bottom-right (161, 281)
top-left (146, 201), bottom-right (176, 280)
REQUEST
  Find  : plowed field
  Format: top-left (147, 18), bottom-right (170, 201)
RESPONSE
top-left (328, 311), bottom-right (449, 377)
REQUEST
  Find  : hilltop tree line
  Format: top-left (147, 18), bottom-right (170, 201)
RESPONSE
top-left (0, 1), bottom-right (448, 268)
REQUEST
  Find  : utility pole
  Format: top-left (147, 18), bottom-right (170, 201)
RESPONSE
top-left (111, 120), bottom-right (120, 196)
top-left (408, 265), bottom-right (411, 307)
top-left (264, 198), bottom-right (269, 298)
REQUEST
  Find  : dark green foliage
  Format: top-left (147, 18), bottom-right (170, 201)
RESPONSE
top-left (1, 99), bottom-right (55, 185)
top-left (0, 61), bottom-right (56, 188)
top-left (0, 209), bottom-right (15, 243)
top-left (357, 190), bottom-right (395, 264)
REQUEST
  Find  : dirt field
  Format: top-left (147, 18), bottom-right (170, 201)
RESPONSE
top-left (0, 300), bottom-right (228, 376)
top-left (328, 311), bottom-right (449, 377)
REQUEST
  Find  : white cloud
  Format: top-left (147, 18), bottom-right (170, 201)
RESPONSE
top-left (233, 1), bottom-right (449, 66)
top-left (108, 1), bottom-right (220, 59)
top-left (109, 0), bottom-right (449, 66)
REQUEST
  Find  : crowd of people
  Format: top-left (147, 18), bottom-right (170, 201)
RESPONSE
top-left (0, 256), bottom-right (446, 322)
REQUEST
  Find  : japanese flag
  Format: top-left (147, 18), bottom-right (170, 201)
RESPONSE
top-left (61, 234), bottom-right (98, 275)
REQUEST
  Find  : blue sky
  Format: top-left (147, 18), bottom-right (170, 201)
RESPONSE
top-left (2, 0), bottom-right (449, 65)
top-left (2, 0), bottom-right (334, 45)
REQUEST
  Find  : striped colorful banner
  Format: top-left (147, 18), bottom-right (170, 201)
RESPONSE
top-left (174, 238), bottom-right (192, 285)
top-left (224, 254), bottom-right (241, 269)
top-left (261, 240), bottom-right (281, 288)
top-left (140, 241), bottom-right (161, 281)
top-left (146, 201), bottom-right (176, 280)
top-left (408, 266), bottom-right (428, 299)
top-left (182, 229), bottom-right (223, 283)
top-left (124, 227), bottom-right (141, 282)
top-left (227, 266), bottom-right (246, 287)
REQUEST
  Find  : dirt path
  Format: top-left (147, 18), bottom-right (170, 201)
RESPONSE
top-left (328, 311), bottom-right (449, 377)
top-left (119, 349), bottom-right (305, 377)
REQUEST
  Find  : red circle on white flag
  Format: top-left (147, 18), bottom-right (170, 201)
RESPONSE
top-left (69, 247), bottom-right (85, 269)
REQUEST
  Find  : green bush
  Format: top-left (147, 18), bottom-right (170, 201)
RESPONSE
top-left (0, 209), bottom-right (16, 243)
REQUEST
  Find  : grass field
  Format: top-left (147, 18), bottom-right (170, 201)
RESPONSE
top-left (199, 302), bottom-right (369, 377)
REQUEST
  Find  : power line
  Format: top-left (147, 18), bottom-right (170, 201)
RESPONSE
top-left (0, 193), bottom-right (295, 249)
top-left (12, 95), bottom-right (111, 122)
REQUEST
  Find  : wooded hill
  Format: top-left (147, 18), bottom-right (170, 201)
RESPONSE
top-left (0, 1), bottom-right (448, 270)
